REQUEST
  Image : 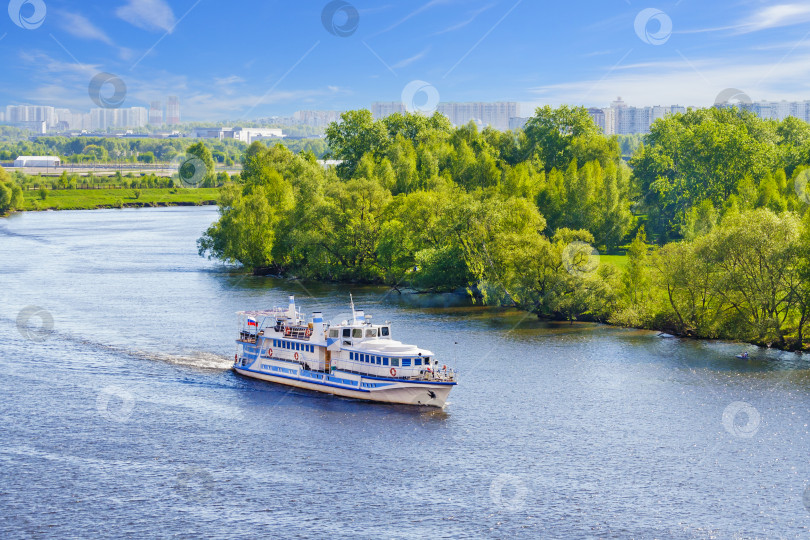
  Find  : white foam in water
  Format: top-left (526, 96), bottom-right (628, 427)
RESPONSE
top-left (134, 350), bottom-right (233, 371)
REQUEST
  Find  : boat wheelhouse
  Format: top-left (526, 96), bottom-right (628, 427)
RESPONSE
top-left (233, 296), bottom-right (456, 407)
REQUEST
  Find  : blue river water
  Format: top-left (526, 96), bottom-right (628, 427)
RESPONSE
top-left (1, 206), bottom-right (810, 538)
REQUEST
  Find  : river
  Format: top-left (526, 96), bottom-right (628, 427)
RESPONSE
top-left (1, 206), bottom-right (809, 538)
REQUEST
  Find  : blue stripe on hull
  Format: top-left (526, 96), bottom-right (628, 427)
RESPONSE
top-left (235, 365), bottom-right (371, 393)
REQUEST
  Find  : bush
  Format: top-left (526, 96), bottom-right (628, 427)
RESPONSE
top-left (133, 188), bottom-right (142, 200)
top-left (38, 186), bottom-right (48, 200)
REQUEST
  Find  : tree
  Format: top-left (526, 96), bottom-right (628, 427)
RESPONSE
top-left (623, 227), bottom-right (649, 305)
top-left (325, 110), bottom-right (389, 179)
top-left (182, 142), bottom-right (216, 187)
top-left (524, 105), bottom-right (619, 172)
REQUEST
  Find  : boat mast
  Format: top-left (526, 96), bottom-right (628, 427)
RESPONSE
top-left (350, 293), bottom-right (356, 323)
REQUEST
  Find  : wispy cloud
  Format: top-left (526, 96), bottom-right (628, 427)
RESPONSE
top-left (58, 12), bottom-right (114, 45)
top-left (391, 46), bottom-right (431, 69)
top-left (432, 3), bottom-right (494, 35)
top-left (366, 0), bottom-right (452, 39)
top-left (116, 0), bottom-right (176, 33)
top-left (680, 3), bottom-right (810, 35)
top-left (736, 3), bottom-right (810, 33)
top-left (582, 49), bottom-right (621, 58)
top-left (214, 75), bottom-right (244, 86)
top-left (527, 51), bottom-right (810, 108)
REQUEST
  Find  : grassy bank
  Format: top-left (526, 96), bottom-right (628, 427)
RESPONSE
top-left (22, 187), bottom-right (219, 211)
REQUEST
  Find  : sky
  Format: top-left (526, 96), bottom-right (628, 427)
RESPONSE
top-left (2, 0), bottom-right (810, 121)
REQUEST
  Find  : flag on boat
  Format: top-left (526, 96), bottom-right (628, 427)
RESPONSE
top-left (247, 318), bottom-right (257, 327)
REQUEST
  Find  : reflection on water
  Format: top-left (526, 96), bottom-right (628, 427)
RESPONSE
top-left (0, 207), bottom-right (809, 538)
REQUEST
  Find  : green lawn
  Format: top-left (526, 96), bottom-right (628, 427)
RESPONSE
top-left (22, 187), bottom-right (219, 211)
top-left (600, 254), bottom-right (629, 270)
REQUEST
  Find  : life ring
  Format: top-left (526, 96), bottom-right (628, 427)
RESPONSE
top-left (305, 328), bottom-right (312, 337)
top-left (284, 327), bottom-right (291, 336)
top-left (390, 367), bottom-right (397, 377)
top-left (267, 348), bottom-right (273, 357)
top-left (294, 352), bottom-right (299, 361)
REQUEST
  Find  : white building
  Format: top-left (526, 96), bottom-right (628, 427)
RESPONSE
top-left (194, 127), bottom-right (285, 143)
top-left (14, 156), bottom-right (61, 167)
top-left (5, 105), bottom-right (56, 127)
top-left (89, 107), bottom-right (148, 130)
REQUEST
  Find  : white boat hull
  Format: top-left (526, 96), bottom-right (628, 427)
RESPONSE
top-left (233, 364), bottom-right (454, 407)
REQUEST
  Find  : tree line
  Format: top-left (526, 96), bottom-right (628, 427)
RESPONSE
top-left (198, 107), bottom-right (810, 350)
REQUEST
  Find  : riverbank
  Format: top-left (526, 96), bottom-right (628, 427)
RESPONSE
top-left (20, 187), bottom-right (219, 211)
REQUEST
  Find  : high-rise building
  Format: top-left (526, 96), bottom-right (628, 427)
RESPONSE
top-left (589, 98), bottom-right (687, 135)
top-left (149, 101), bottom-right (163, 125)
top-left (294, 110), bottom-right (342, 127)
top-left (587, 107), bottom-right (606, 133)
top-left (5, 105), bottom-right (56, 127)
top-left (371, 102), bottom-right (406, 119)
top-left (166, 96), bottom-right (180, 125)
top-left (89, 107), bottom-right (148, 130)
top-left (371, 101), bottom-right (519, 131)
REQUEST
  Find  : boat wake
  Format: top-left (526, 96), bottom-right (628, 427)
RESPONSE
top-left (132, 350), bottom-right (233, 371)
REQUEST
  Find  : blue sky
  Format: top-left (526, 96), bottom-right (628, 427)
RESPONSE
top-left (2, 0), bottom-right (810, 120)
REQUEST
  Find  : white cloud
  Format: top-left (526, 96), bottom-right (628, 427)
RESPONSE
top-left (736, 3), bottom-right (810, 33)
top-left (367, 0), bottom-right (452, 39)
top-left (527, 51), bottom-right (810, 108)
top-left (214, 75), bottom-right (244, 86)
top-left (116, 0), bottom-right (176, 33)
top-left (392, 46), bottom-right (431, 69)
top-left (432, 3), bottom-right (494, 36)
top-left (58, 12), bottom-right (114, 45)
top-left (681, 3), bottom-right (810, 35)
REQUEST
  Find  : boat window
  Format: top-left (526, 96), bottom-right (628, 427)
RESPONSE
top-left (402, 358), bottom-right (411, 367)
top-left (352, 328), bottom-right (363, 338)
top-left (383, 357), bottom-right (389, 366)
top-left (376, 356), bottom-right (381, 365)
top-left (342, 328), bottom-right (350, 338)
top-left (380, 327), bottom-right (389, 337)
top-left (415, 358), bottom-right (422, 366)
top-left (365, 329), bottom-right (376, 337)
top-left (391, 358), bottom-right (400, 367)
top-left (329, 329), bottom-right (339, 338)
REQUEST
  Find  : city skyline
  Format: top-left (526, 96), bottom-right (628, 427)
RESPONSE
top-left (1, 1), bottom-right (810, 120)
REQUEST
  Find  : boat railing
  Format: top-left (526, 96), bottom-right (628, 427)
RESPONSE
top-left (238, 330), bottom-right (261, 343)
top-left (278, 325), bottom-right (312, 341)
top-left (418, 368), bottom-right (455, 382)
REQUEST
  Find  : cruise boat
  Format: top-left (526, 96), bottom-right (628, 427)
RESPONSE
top-left (233, 296), bottom-right (457, 407)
